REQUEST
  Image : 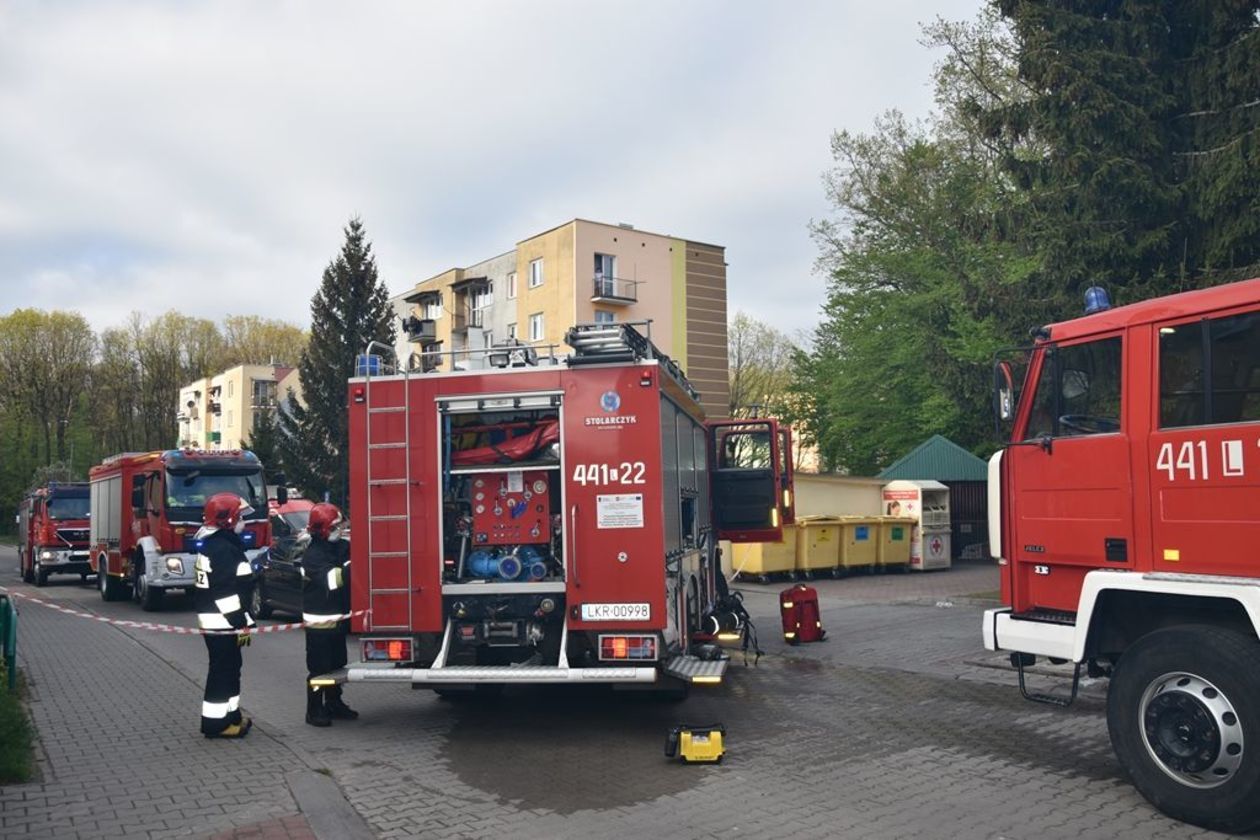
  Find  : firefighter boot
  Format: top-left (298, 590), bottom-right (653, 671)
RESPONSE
top-left (326, 686), bottom-right (359, 720)
top-left (306, 687), bottom-right (331, 727)
top-left (211, 717), bottom-right (252, 739)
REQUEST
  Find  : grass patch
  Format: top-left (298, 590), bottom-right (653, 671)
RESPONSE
top-left (968, 589), bottom-right (1002, 601)
top-left (0, 663), bottom-right (34, 783)
top-left (0, 534), bottom-right (17, 546)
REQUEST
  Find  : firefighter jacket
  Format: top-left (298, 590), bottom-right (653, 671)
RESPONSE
top-left (302, 538), bottom-right (350, 631)
top-left (194, 528), bottom-right (256, 632)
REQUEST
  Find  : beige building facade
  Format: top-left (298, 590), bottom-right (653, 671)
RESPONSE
top-left (177, 364), bottom-right (301, 451)
top-left (398, 219), bottom-right (730, 418)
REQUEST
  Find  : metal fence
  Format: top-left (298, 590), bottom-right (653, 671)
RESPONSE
top-left (0, 594), bottom-right (15, 691)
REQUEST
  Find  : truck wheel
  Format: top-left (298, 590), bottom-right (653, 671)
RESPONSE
top-left (98, 558), bottom-right (127, 602)
top-left (21, 551), bottom-right (34, 584)
top-left (34, 559), bottom-right (48, 587)
top-left (134, 570), bottom-right (163, 612)
top-left (1107, 625), bottom-right (1260, 833)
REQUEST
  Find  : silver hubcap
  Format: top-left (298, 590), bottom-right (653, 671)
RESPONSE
top-left (1140, 671), bottom-right (1244, 789)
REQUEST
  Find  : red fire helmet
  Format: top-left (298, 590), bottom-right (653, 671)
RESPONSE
top-left (203, 492), bottom-right (251, 529)
top-left (308, 503), bottom-right (344, 540)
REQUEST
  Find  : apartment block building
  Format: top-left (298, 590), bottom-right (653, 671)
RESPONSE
top-left (396, 218), bottom-right (730, 418)
top-left (176, 363), bottom-right (302, 451)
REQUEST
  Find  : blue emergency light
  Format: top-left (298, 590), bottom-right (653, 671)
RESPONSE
top-left (1084, 286), bottom-right (1112, 314)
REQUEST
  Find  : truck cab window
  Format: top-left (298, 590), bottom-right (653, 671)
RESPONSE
top-left (1023, 337), bottom-right (1122, 439)
top-left (1159, 311), bottom-right (1260, 427)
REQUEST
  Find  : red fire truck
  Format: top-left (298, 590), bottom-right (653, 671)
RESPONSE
top-left (16, 483), bottom-right (92, 586)
top-left (89, 449), bottom-right (271, 610)
top-left (984, 277), bottom-right (1260, 831)
top-left (319, 323), bottom-right (794, 697)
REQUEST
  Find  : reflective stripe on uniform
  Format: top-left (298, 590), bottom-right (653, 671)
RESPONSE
top-left (326, 568), bottom-right (341, 591)
top-left (227, 695), bottom-right (240, 712)
top-left (195, 555), bottom-right (211, 588)
top-left (236, 561), bottom-right (252, 577)
top-left (303, 612), bottom-right (340, 630)
top-left (215, 594), bottom-right (242, 614)
top-left (198, 612), bottom-right (232, 630)
top-left (202, 700), bottom-right (230, 719)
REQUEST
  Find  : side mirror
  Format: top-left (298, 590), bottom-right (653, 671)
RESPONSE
top-left (994, 361), bottom-right (1015, 422)
top-left (276, 485), bottom-right (289, 505)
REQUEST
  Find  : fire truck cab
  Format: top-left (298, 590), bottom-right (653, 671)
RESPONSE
top-left (16, 483), bottom-right (92, 586)
top-left (89, 449), bottom-right (271, 611)
top-left (324, 322), bottom-right (794, 696)
top-left (985, 277), bottom-right (1260, 832)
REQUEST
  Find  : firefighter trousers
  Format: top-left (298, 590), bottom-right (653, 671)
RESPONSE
top-left (201, 634), bottom-right (244, 736)
top-left (306, 626), bottom-right (348, 680)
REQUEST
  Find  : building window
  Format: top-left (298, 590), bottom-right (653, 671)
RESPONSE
top-left (529, 258), bottom-right (544, 288)
top-left (473, 287), bottom-right (493, 311)
top-left (483, 332), bottom-right (494, 350)
top-left (507, 323), bottom-right (517, 340)
top-left (529, 313), bottom-right (544, 342)
top-left (251, 379), bottom-right (277, 408)
top-left (425, 299), bottom-right (442, 320)
top-left (507, 272), bottom-right (517, 299)
top-left (594, 310), bottom-right (615, 325)
top-left (227, 381), bottom-right (234, 398)
top-left (226, 410), bottom-right (234, 429)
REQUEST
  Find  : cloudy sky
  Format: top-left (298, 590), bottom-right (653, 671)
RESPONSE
top-left (0, 0), bottom-right (981, 340)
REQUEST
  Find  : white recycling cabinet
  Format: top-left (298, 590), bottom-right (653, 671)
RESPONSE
top-left (881, 479), bottom-right (951, 571)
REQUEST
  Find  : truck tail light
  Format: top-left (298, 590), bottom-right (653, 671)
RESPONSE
top-left (598, 634), bottom-right (658, 661)
top-left (362, 638), bottom-right (413, 662)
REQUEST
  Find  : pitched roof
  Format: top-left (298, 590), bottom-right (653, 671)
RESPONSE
top-left (877, 434), bottom-right (988, 482)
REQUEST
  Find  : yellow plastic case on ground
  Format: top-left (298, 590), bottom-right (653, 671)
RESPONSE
top-left (837, 516), bottom-right (879, 570)
top-left (794, 516), bottom-right (842, 578)
top-left (666, 724), bottom-right (726, 764)
top-left (876, 516), bottom-right (916, 570)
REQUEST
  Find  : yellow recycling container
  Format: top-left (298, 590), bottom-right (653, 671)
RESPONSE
top-left (794, 516), bottom-right (843, 579)
top-left (876, 516), bottom-right (916, 571)
top-left (837, 516), bottom-right (879, 571)
top-left (732, 524), bottom-right (798, 583)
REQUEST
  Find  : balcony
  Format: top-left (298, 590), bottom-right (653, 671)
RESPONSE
top-left (402, 315), bottom-right (437, 343)
top-left (452, 308), bottom-right (485, 334)
top-left (591, 276), bottom-right (639, 305)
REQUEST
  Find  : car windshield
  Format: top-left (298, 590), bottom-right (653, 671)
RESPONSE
top-left (165, 469), bottom-right (265, 516)
top-left (46, 496), bottom-right (90, 519)
top-left (282, 510), bottom-right (311, 532)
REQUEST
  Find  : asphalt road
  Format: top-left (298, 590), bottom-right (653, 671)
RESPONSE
top-left (0, 546), bottom-right (1232, 839)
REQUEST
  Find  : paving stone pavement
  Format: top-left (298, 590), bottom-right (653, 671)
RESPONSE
top-left (0, 552), bottom-right (1239, 839)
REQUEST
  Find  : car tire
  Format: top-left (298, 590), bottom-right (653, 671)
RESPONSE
top-left (34, 559), bottom-right (48, 587)
top-left (1107, 625), bottom-right (1260, 833)
top-left (249, 585), bottom-right (273, 620)
top-left (98, 556), bottom-right (128, 602)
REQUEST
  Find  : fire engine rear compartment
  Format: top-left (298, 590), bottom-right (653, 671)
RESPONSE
top-left (341, 346), bottom-right (732, 689)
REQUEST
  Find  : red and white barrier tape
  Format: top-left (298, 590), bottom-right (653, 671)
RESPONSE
top-left (0, 587), bottom-right (368, 636)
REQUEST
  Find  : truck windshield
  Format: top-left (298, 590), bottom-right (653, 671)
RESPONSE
top-left (46, 496), bottom-right (90, 519)
top-left (165, 470), bottom-right (266, 517)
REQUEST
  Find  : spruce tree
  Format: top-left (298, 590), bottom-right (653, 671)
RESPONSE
top-left (277, 218), bottom-right (395, 507)
top-left (244, 408), bottom-right (280, 483)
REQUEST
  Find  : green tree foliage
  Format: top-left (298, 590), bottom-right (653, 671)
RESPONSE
top-left (278, 218), bottom-right (395, 507)
top-left (728, 312), bottom-right (798, 419)
top-left (244, 408), bottom-right (280, 484)
top-left (989, 0), bottom-right (1260, 292)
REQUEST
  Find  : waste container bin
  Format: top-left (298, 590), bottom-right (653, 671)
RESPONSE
top-left (836, 516), bottom-right (879, 573)
top-left (794, 516), bottom-right (842, 579)
top-left (732, 524), bottom-right (798, 583)
top-left (876, 516), bottom-right (916, 572)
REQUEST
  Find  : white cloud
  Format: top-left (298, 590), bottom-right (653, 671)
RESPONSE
top-left (0, 0), bottom-right (982, 335)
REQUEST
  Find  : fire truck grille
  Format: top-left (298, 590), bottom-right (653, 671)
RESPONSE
top-left (57, 528), bottom-right (89, 544)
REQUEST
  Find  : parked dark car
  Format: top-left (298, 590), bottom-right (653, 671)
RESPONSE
top-left (250, 499), bottom-right (314, 618)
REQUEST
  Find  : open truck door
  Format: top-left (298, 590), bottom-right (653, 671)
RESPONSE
top-left (708, 419), bottom-right (794, 543)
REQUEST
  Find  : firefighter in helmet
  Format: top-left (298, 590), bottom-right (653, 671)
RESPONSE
top-left (302, 502), bottom-right (358, 726)
top-left (194, 492), bottom-right (256, 738)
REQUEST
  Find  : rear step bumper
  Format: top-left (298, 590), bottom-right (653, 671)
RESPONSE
top-left (982, 607), bottom-right (1077, 661)
top-left (312, 655), bottom-right (729, 687)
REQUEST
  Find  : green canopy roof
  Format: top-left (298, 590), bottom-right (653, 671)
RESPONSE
top-left (877, 434), bottom-right (988, 482)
